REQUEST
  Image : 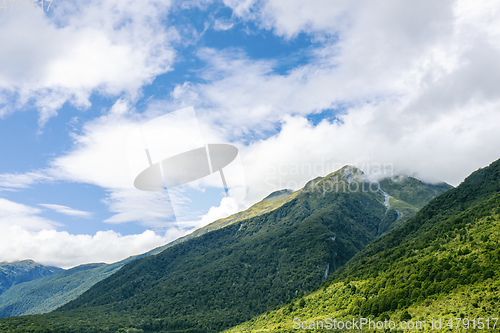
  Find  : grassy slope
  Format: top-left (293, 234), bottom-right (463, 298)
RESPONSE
top-left (227, 159), bottom-right (500, 332)
top-left (166, 189), bottom-right (299, 247)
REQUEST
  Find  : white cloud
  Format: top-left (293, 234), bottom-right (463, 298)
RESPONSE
top-left (45, 103), bottom-right (244, 227)
top-left (0, 171), bottom-right (53, 190)
top-left (198, 195), bottom-right (242, 227)
top-left (0, 0), bottom-right (177, 126)
top-left (49, 111), bottom-right (140, 190)
top-left (46, 110), bottom-right (179, 227)
top-left (0, 198), bottom-right (60, 231)
top-left (171, 2), bottom-right (460, 133)
top-left (0, 198), bottom-right (187, 268)
top-left (239, 101), bottom-right (500, 204)
top-left (39, 204), bottom-right (93, 218)
top-left (222, 0), bottom-right (255, 18)
top-left (169, 0), bottom-right (500, 194)
top-left (102, 189), bottom-right (175, 226)
top-left (213, 19), bottom-right (235, 31)
top-left (240, 0), bottom-right (350, 38)
top-left (0, 226), bottom-right (187, 269)
top-left (4, 0), bottom-right (500, 265)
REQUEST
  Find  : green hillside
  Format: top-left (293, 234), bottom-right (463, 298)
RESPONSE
top-left (377, 175), bottom-right (452, 234)
top-left (226, 158), bottom-right (500, 332)
top-left (0, 262), bottom-right (125, 318)
top-left (165, 188), bottom-right (299, 247)
top-left (0, 166), bottom-right (449, 332)
top-left (0, 188), bottom-right (298, 318)
top-left (0, 260), bottom-right (62, 296)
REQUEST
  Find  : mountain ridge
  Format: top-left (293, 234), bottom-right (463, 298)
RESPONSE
top-left (0, 165), bottom-right (451, 332)
top-left (226, 158), bottom-right (500, 332)
top-left (0, 260), bottom-right (62, 297)
top-left (0, 181), bottom-right (301, 318)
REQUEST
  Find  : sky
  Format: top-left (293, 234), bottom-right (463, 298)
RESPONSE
top-left (1, 0), bottom-right (500, 268)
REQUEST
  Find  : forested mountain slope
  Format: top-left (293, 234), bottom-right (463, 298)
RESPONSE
top-left (0, 186), bottom-right (298, 318)
top-left (0, 166), bottom-right (450, 332)
top-left (0, 260), bottom-right (61, 296)
top-left (228, 158), bottom-right (500, 332)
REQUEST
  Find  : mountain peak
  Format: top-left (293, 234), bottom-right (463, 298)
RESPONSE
top-left (333, 165), bottom-right (365, 182)
top-left (301, 165), bottom-right (366, 194)
top-left (0, 260), bottom-right (63, 297)
top-left (310, 165), bottom-right (367, 191)
top-left (263, 189), bottom-right (294, 202)
top-left (0, 161), bottom-right (456, 330)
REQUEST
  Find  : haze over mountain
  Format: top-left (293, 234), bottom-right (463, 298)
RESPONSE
top-left (0, 166), bottom-right (451, 332)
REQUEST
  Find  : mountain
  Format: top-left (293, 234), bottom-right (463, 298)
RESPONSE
top-left (0, 184), bottom-right (301, 319)
top-left (0, 260), bottom-right (62, 296)
top-left (0, 166), bottom-right (450, 332)
top-left (377, 175), bottom-right (452, 233)
top-left (226, 158), bottom-right (500, 332)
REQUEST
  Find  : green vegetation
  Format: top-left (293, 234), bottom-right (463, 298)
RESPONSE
top-left (0, 260), bottom-right (61, 296)
top-left (226, 159), bottom-right (500, 332)
top-left (0, 263), bottom-right (113, 317)
top-left (168, 188), bottom-right (299, 246)
top-left (379, 175), bottom-right (452, 209)
top-left (377, 176), bottom-right (452, 235)
top-left (0, 243), bottom-right (180, 318)
top-left (0, 188), bottom-right (299, 319)
top-left (0, 166), bottom-right (448, 332)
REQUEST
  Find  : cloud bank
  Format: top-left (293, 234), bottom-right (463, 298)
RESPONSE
top-left (2, 0), bottom-right (500, 267)
top-left (0, 0), bottom-right (177, 125)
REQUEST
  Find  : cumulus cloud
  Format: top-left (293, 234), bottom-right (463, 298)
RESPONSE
top-left (172, 1), bottom-right (459, 130)
top-left (45, 110), bottom-right (178, 227)
top-left (0, 102), bottom-right (245, 230)
top-left (0, 0), bottom-right (177, 126)
top-left (198, 194), bottom-right (242, 227)
top-left (0, 226), bottom-right (187, 269)
top-left (168, 0), bottom-right (500, 186)
top-left (49, 111), bottom-right (140, 190)
top-left (3, 0), bottom-right (500, 267)
top-left (0, 198), bottom-right (187, 268)
top-left (42, 103), bottom-right (243, 227)
top-left (239, 100), bottom-right (500, 202)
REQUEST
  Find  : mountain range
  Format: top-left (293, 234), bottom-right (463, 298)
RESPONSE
top-left (0, 165), bottom-right (457, 332)
top-left (0, 260), bottom-right (61, 297)
top-left (229, 158), bottom-right (500, 332)
top-left (0, 182), bottom-right (306, 318)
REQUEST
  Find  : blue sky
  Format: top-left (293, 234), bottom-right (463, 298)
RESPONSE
top-left (1, 0), bottom-right (500, 268)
